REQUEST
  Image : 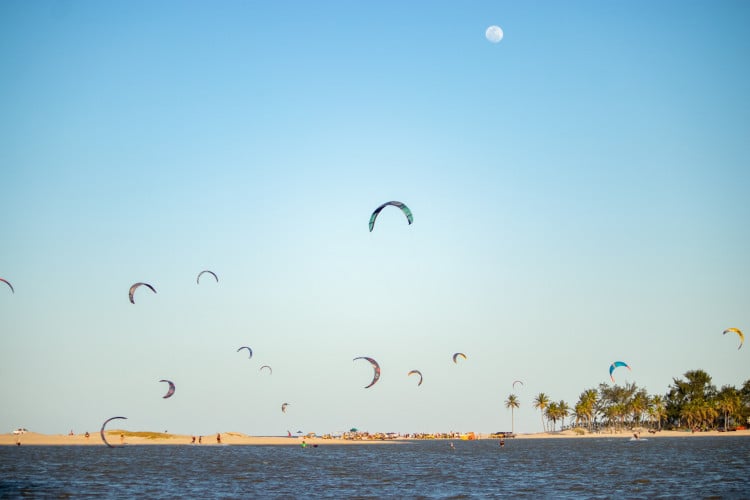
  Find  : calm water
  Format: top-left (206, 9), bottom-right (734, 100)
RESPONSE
top-left (1, 437), bottom-right (749, 498)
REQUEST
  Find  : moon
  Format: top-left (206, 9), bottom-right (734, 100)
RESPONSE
top-left (485, 25), bottom-right (503, 43)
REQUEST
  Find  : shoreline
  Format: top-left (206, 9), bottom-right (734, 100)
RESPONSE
top-left (513, 428), bottom-right (750, 439)
top-left (3, 429), bottom-right (749, 446)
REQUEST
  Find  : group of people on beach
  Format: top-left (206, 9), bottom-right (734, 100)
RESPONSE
top-left (189, 434), bottom-right (222, 444)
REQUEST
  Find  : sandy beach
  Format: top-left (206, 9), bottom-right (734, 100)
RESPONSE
top-left (513, 428), bottom-right (750, 440)
top-left (0, 431), bottom-right (400, 447)
top-left (0, 429), bottom-right (412, 446)
top-left (3, 428), bottom-right (748, 446)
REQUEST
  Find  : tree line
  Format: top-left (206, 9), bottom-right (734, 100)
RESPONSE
top-left (504, 370), bottom-right (750, 433)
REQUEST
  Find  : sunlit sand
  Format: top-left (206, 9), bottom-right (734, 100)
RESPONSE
top-left (3, 428), bottom-right (748, 446)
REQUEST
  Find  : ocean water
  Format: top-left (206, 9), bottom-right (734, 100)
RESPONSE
top-left (1, 437), bottom-right (748, 498)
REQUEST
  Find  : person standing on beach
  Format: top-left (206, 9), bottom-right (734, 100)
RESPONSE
top-left (216, 433), bottom-right (221, 444)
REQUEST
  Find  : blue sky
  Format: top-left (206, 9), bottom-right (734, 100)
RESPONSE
top-left (1, 1), bottom-right (748, 436)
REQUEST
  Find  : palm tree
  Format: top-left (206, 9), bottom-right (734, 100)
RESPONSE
top-left (573, 401), bottom-right (587, 429)
top-left (648, 395), bottom-right (666, 431)
top-left (602, 405), bottom-right (619, 431)
top-left (533, 393), bottom-right (550, 432)
top-left (715, 387), bottom-right (741, 430)
top-left (545, 401), bottom-right (570, 432)
top-left (667, 369), bottom-right (717, 425)
top-left (505, 394), bottom-right (520, 434)
top-left (630, 389), bottom-right (649, 428)
top-left (683, 398), bottom-right (721, 431)
top-left (580, 389), bottom-right (598, 432)
top-left (545, 402), bottom-right (560, 432)
top-left (557, 400), bottom-right (570, 430)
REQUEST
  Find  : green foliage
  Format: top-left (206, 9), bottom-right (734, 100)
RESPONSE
top-left (107, 430), bottom-right (177, 440)
top-left (533, 373), bottom-right (747, 433)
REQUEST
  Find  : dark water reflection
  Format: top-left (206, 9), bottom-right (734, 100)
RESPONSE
top-left (1, 437), bottom-right (748, 498)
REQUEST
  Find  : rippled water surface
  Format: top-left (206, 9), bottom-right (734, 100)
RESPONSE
top-left (2, 437), bottom-right (749, 498)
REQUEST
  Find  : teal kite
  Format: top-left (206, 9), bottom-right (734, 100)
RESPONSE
top-left (369, 201), bottom-right (413, 232)
top-left (609, 361), bottom-right (630, 382)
